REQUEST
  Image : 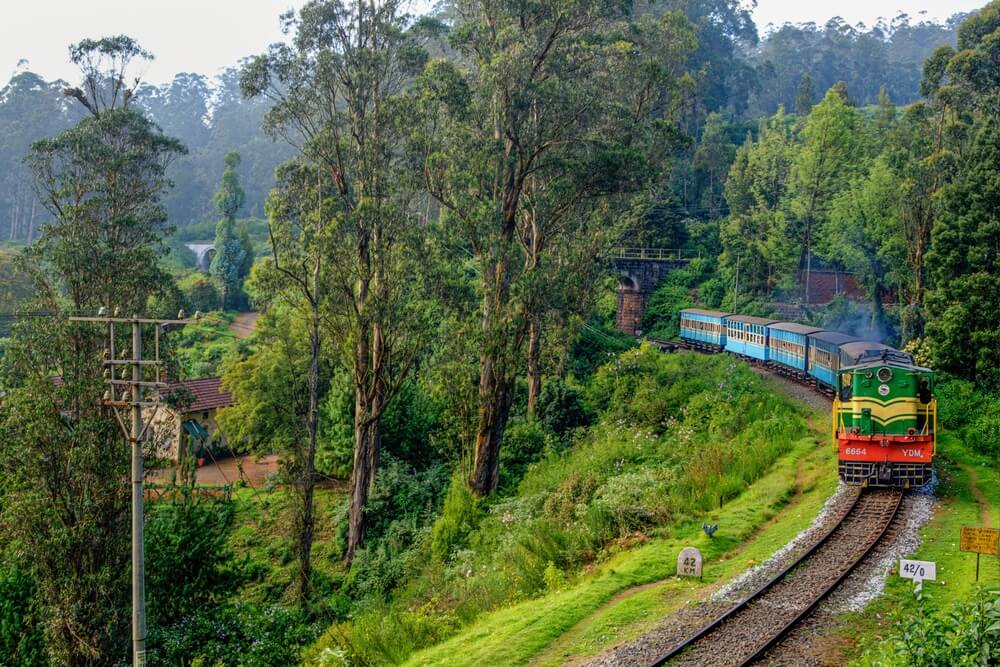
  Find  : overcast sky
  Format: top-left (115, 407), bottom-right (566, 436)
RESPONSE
top-left (0, 0), bottom-right (986, 86)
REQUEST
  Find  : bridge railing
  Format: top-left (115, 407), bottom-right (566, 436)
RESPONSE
top-left (611, 247), bottom-right (694, 261)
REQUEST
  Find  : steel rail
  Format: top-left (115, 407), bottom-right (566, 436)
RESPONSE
top-left (736, 490), bottom-right (903, 666)
top-left (649, 490), bottom-right (864, 666)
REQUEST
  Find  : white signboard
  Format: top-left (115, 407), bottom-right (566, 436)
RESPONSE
top-left (899, 558), bottom-right (936, 581)
top-left (677, 547), bottom-right (703, 577)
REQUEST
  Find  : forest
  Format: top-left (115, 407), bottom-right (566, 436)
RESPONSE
top-left (2, 0), bottom-right (1000, 665)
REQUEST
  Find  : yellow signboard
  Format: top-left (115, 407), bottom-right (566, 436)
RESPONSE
top-left (960, 526), bottom-right (1000, 555)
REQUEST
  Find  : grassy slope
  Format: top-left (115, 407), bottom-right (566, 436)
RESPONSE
top-left (229, 485), bottom-right (346, 605)
top-left (405, 378), bottom-right (837, 666)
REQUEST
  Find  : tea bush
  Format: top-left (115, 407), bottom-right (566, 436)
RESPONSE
top-left (854, 589), bottom-right (1000, 666)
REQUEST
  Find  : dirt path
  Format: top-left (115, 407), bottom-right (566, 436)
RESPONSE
top-left (229, 311), bottom-right (259, 339)
top-left (961, 463), bottom-right (992, 526)
top-left (150, 454), bottom-right (279, 487)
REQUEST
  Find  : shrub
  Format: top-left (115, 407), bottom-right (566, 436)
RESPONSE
top-left (0, 565), bottom-right (45, 667)
top-left (590, 470), bottom-right (673, 536)
top-left (145, 497), bottom-right (238, 630)
top-left (854, 589), bottom-right (1000, 666)
top-left (430, 473), bottom-right (482, 562)
top-left (641, 284), bottom-right (692, 339)
top-left (149, 602), bottom-right (320, 667)
top-left (499, 418), bottom-right (550, 488)
top-left (537, 378), bottom-right (590, 436)
top-left (178, 272), bottom-right (221, 313)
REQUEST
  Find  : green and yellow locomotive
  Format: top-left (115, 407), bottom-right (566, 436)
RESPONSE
top-left (833, 346), bottom-right (936, 488)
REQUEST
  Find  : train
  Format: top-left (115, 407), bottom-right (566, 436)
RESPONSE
top-left (675, 308), bottom-right (936, 489)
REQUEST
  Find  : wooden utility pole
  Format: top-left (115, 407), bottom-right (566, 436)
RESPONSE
top-left (70, 312), bottom-right (193, 666)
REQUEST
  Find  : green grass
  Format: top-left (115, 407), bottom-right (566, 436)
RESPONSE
top-left (843, 431), bottom-right (1000, 663)
top-left (404, 431), bottom-right (837, 666)
top-left (227, 485), bottom-right (346, 605)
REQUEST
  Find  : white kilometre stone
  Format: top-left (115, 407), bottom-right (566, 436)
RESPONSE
top-left (677, 546), bottom-right (703, 577)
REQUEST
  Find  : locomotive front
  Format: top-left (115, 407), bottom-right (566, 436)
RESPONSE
top-left (834, 350), bottom-right (936, 488)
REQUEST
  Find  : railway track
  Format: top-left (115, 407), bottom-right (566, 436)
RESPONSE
top-left (650, 488), bottom-right (903, 667)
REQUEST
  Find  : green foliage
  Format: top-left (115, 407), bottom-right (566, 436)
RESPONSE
top-left (145, 498), bottom-right (239, 631)
top-left (26, 102), bottom-right (185, 314)
top-left (0, 251), bottom-right (33, 313)
top-left (854, 589), bottom-right (1000, 666)
top-left (149, 602), bottom-right (320, 667)
top-left (0, 566), bottom-right (46, 667)
top-left (178, 272), bottom-right (221, 314)
top-left (566, 293), bottom-right (638, 379)
top-left (219, 305), bottom-right (318, 455)
top-left (430, 473), bottom-right (483, 562)
top-left (346, 457), bottom-right (451, 598)
top-left (721, 108), bottom-right (796, 299)
top-left (170, 311), bottom-right (239, 377)
top-left (536, 377), bottom-right (590, 437)
top-left (211, 151), bottom-right (248, 309)
top-left (499, 418), bottom-right (551, 489)
top-left (642, 285), bottom-right (692, 339)
top-left (211, 218), bottom-right (246, 310)
top-left (925, 121), bottom-right (1000, 388)
top-left (331, 347), bottom-right (807, 662)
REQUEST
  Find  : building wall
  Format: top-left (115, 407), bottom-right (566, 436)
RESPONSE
top-left (147, 406), bottom-right (228, 462)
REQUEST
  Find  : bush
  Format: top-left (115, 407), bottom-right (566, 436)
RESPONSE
top-left (536, 378), bottom-right (590, 436)
top-left (145, 498), bottom-right (238, 630)
top-left (150, 602), bottom-right (320, 667)
top-left (499, 418), bottom-right (550, 488)
top-left (346, 456), bottom-right (450, 597)
top-left (430, 473), bottom-right (482, 562)
top-left (641, 284), bottom-right (692, 339)
top-left (0, 565), bottom-right (46, 667)
top-left (855, 589), bottom-right (1000, 666)
top-left (178, 273), bottom-right (221, 313)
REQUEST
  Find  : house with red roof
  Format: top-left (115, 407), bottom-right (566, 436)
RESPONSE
top-left (151, 376), bottom-right (235, 461)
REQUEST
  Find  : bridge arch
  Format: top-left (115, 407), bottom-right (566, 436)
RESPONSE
top-left (185, 242), bottom-right (215, 272)
top-left (607, 248), bottom-right (692, 335)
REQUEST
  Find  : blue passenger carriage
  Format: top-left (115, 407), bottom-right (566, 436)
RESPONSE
top-left (678, 308), bottom-right (731, 351)
top-left (767, 323), bottom-right (823, 376)
top-left (807, 331), bottom-right (858, 391)
top-left (725, 315), bottom-right (779, 361)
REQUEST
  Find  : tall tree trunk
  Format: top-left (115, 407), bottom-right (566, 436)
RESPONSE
top-left (346, 403), bottom-right (380, 566)
top-left (297, 296), bottom-right (320, 606)
top-left (470, 352), bottom-right (514, 496)
top-left (526, 316), bottom-right (541, 417)
top-left (804, 224), bottom-right (812, 305)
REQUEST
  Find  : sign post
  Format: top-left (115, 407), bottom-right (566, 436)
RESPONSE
top-left (960, 526), bottom-right (999, 582)
top-left (899, 558), bottom-right (936, 594)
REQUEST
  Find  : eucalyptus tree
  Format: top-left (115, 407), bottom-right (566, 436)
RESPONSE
top-left (787, 86), bottom-right (860, 303)
top-left (420, 2), bottom-right (696, 495)
top-left (27, 36), bottom-right (185, 315)
top-left (1, 36), bottom-right (182, 665)
top-left (922, 1), bottom-right (1000, 385)
top-left (241, 0), bottom-right (430, 574)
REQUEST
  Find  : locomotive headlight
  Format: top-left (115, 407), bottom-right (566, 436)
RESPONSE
top-left (877, 367), bottom-right (893, 383)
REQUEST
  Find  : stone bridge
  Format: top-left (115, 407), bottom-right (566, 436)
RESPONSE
top-left (609, 248), bottom-right (692, 335)
top-left (185, 242), bottom-right (215, 271)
